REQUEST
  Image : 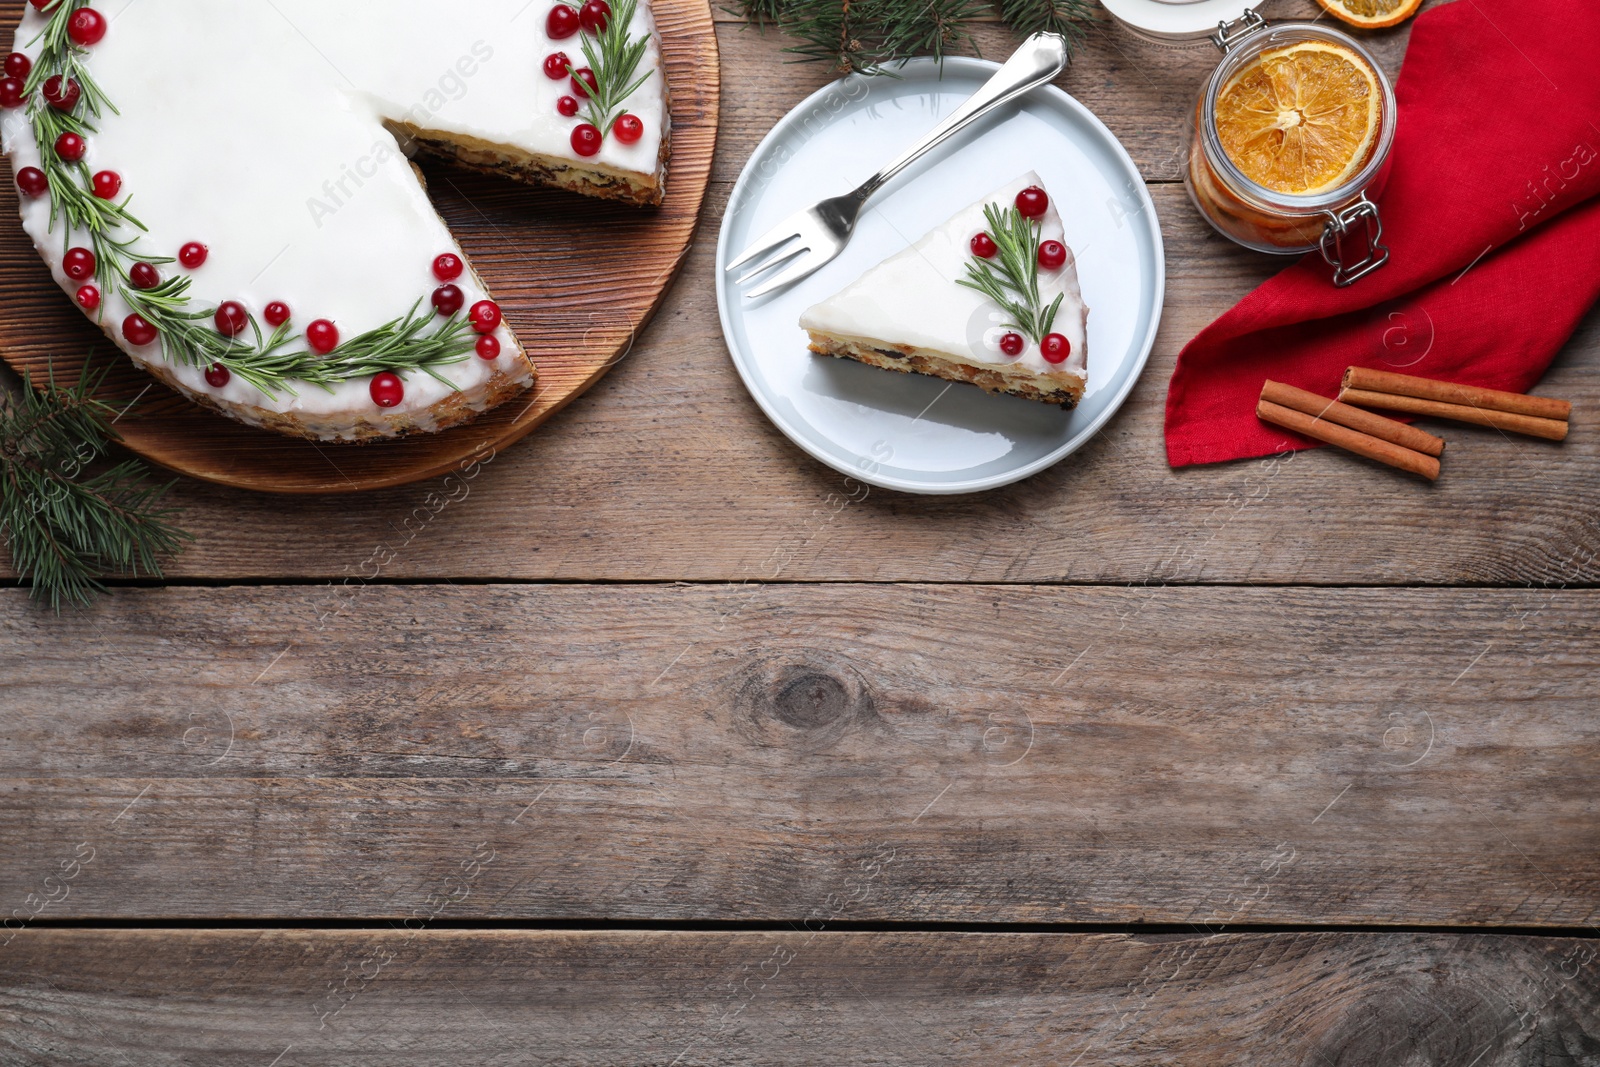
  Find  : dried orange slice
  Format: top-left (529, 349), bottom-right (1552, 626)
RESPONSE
top-left (1214, 41), bottom-right (1382, 196)
top-left (1315, 0), bottom-right (1423, 29)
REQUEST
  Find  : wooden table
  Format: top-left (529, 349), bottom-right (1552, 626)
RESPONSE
top-left (4, 2), bottom-right (1598, 1062)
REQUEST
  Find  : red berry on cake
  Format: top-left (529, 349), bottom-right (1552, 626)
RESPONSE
top-left (546, 4), bottom-right (581, 38)
top-left (370, 372), bottom-right (404, 408)
top-left (543, 52), bottom-right (570, 80)
top-left (469, 300), bottom-right (502, 333)
top-left (556, 95), bottom-right (580, 117)
top-left (571, 123), bottom-right (602, 157)
top-left (27, 0), bottom-right (48, 9)
top-left (1015, 186), bottom-right (1048, 218)
top-left (1040, 333), bottom-right (1071, 364)
top-left (264, 301), bottom-right (291, 327)
top-left (4, 52), bottom-right (30, 80)
top-left (579, 0), bottom-right (612, 33)
top-left (75, 285), bottom-right (100, 311)
top-left (970, 232), bottom-right (997, 258)
top-left (613, 114), bottom-right (643, 144)
top-left (91, 170), bottom-right (121, 199)
top-left (432, 253), bottom-right (463, 281)
top-left (0, 78), bottom-right (25, 109)
top-left (476, 335), bottom-right (501, 361)
top-left (431, 284), bottom-right (464, 316)
top-left (42, 75), bottom-right (79, 111)
top-left (122, 314), bottom-right (157, 346)
top-left (68, 9), bottom-right (107, 46)
top-left (54, 132), bottom-right (85, 162)
top-left (129, 262), bottom-right (160, 290)
top-left (214, 301), bottom-right (249, 337)
top-left (62, 247), bottom-right (95, 281)
top-left (205, 364), bottom-right (231, 388)
top-left (179, 242), bottom-right (208, 269)
top-left (998, 331), bottom-right (1025, 357)
top-left (1038, 240), bottom-right (1066, 270)
top-left (15, 167), bottom-right (47, 197)
top-left (570, 67), bottom-right (597, 99)
top-left (306, 319), bottom-right (339, 354)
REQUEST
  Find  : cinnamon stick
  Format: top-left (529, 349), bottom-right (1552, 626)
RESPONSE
top-left (1343, 367), bottom-right (1571, 422)
top-left (1261, 380), bottom-right (1445, 458)
top-left (1257, 399), bottom-right (1441, 481)
top-left (1338, 388), bottom-right (1569, 442)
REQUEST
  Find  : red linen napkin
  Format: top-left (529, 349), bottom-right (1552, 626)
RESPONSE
top-left (1165, 0), bottom-right (1600, 467)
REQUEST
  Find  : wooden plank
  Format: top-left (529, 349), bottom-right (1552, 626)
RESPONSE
top-left (5, 177), bottom-right (1595, 586)
top-left (3, 584), bottom-right (1596, 924)
top-left (2, 929), bottom-right (1597, 1065)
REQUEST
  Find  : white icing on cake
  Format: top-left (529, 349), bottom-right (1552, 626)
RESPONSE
top-left (800, 173), bottom-right (1088, 382)
top-left (1, 0), bottom-right (667, 439)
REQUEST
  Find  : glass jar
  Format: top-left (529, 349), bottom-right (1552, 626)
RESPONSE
top-left (1184, 15), bottom-right (1396, 285)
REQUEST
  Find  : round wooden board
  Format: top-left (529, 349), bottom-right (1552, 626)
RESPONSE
top-left (0, 0), bottom-right (718, 495)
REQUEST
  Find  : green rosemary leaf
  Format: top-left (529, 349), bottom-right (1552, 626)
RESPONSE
top-left (955, 202), bottom-right (1057, 344)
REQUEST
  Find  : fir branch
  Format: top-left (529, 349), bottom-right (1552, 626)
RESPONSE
top-left (956, 202), bottom-right (1062, 344)
top-left (569, 0), bottom-right (654, 139)
top-left (994, 0), bottom-right (1094, 44)
top-left (0, 363), bottom-right (189, 611)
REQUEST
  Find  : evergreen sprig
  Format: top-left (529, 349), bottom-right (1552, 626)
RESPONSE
top-left (957, 202), bottom-right (1062, 344)
top-left (24, 0), bottom-right (474, 397)
top-left (0, 363), bottom-right (189, 611)
top-left (566, 0), bottom-right (654, 139)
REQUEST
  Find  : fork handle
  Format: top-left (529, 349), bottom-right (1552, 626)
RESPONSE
top-left (853, 33), bottom-right (1071, 202)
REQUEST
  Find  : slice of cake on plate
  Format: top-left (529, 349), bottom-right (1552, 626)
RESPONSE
top-left (2, 0), bottom-right (669, 441)
top-left (799, 173), bottom-right (1088, 408)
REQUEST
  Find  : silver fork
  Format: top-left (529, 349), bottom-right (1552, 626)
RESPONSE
top-left (726, 33), bottom-right (1071, 299)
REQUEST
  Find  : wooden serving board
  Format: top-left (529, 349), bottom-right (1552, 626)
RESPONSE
top-left (0, 0), bottom-right (718, 494)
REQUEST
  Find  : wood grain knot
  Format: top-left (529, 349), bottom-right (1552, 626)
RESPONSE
top-left (733, 654), bottom-right (878, 751)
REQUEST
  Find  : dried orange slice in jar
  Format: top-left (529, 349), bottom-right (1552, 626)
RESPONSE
top-left (1315, 0), bottom-right (1424, 29)
top-left (1213, 41), bottom-right (1382, 196)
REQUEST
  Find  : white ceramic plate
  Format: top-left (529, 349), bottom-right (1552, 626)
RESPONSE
top-left (715, 56), bottom-right (1165, 495)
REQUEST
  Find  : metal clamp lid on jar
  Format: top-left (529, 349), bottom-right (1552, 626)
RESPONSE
top-left (1099, 0), bottom-right (1265, 48)
top-left (1201, 14), bottom-right (1394, 285)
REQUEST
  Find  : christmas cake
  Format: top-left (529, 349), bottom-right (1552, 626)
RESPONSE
top-left (799, 173), bottom-right (1088, 409)
top-left (1, 0), bottom-right (669, 441)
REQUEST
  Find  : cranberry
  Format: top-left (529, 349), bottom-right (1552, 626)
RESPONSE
top-left (42, 75), bottom-right (79, 110)
top-left (91, 169), bottom-right (121, 199)
top-left (468, 300), bottom-right (502, 333)
top-left (67, 8), bottom-right (106, 46)
top-left (205, 364), bottom-right (231, 388)
top-left (370, 372), bottom-right (404, 408)
top-left (4, 53), bottom-right (30, 80)
top-left (579, 0), bottom-right (611, 33)
top-left (543, 52), bottom-right (570, 80)
top-left (570, 67), bottom-right (597, 99)
top-left (431, 284), bottom-right (464, 317)
top-left (1038, 240), bottom-right (1067, 271)
top-left (62, 246), bottom-right (95, 281)
top-left (128, 262), bottom-right (160, 290)
top-left (54, 132), bottom-right (85, 162)
top-left (306, 319), bottom-right (339, 354)
top-left (998, 332), bottom-right (1025, 357)
top-left (264, 301), bottom-right (291, 327)
top-left (1040, 333), bottom-right (1071, 364)
top-left (432, 253), bottom-right (463, 281)
top-left (214, 300), bottom-right (249, 337)
top-left (570, 123), bottom-right (601, 157)
top-left (1015, 186), bottom-right (1049, 218)
top-left (970, 232), bottom-right (997, 259)
top-left (0, 78), bottom-right (25, 109)
top-left (28, 0), bottom-right (50, 8)
top-left (75, 284), bottom-right (99, 311)
top-left (613, 113), bottom-right (642, 144)
top-left (476, 334), bottom-right (501, 361)
top-left (546, 4), bottom-right (581, 38)
top-left (556, 95), bottom-right (580, 118)
top-left (122, 314), bottom-right (157, 346)
top-left (179, 241), bottom-right (208, 268)
top-left (15, 166), bottom-right (47, 197)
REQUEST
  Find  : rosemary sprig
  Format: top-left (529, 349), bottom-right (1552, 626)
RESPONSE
top-left (22, 0), bottom-right (474, 396)
top-left (957, 202), bottom-right (1063, 344)
top-left (0, 362), bottom-right (189, 611)
top-left (567, 0), bottom-right (653, 140)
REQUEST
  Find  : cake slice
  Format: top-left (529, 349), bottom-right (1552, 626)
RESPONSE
top-left (800, 173), bottom-right (1088, 408)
